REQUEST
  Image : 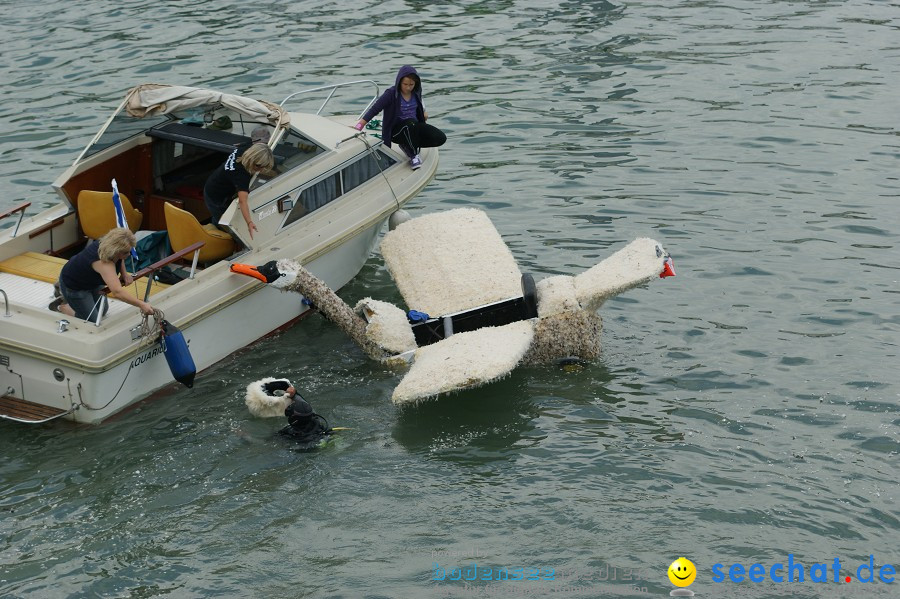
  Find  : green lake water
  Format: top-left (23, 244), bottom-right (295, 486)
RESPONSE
top-left (1, 1), bottom-right (898, 597)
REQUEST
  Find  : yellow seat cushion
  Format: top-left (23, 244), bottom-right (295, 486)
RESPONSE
top-left (164, 202), bottom-right (234, 263)
top-left (0, 251), bottom-right (169, 297)
top-left (77, 190), bottom-right (143, 239)
top-left (0, 252), bottom-right (66, 283)
top-left (202, 223), bottom-right (233, 240)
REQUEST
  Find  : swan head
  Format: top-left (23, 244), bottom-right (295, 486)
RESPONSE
top-left (229, 259), bottom-right (299, 289)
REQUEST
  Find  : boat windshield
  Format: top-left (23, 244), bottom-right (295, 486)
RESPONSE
top-left (83, 112), bottom-right (169, 159)
top-left (248, 128), bottom-right (325, 192)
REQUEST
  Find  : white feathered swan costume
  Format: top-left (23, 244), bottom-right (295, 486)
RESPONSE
top-left (232, 208), bottom-right (674, 406)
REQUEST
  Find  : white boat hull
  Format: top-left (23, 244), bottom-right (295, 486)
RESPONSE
top-left (0, 82), bottom-right (438, 425)
top-left (1, 218), bottom-right (382, 424)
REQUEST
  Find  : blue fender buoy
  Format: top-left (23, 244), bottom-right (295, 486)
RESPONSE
top-left (161, 320), bottom-right (196, 388)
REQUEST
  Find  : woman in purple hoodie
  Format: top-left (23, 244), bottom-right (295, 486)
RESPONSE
top-left (355, 65), bottom-right (446, 169)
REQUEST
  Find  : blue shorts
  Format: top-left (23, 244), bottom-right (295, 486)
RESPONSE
top-left (58, 279), bottom-right (108, 321)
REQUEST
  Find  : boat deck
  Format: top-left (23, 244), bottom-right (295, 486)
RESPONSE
top-left (0, 251), bottom-right (169, 315)
top-left (0, 272), bottom-right (56, 310)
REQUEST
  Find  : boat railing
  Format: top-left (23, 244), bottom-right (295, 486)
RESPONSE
top-left (93, 241), bottom-right (205, 326)
top-left (280, 80), bottom-right (380, 119)
top-left (130, 240), bottom-right (205, 296)
top-left (0, 201), bottom-right (32, 239)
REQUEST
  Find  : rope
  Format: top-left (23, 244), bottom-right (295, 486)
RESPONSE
top-left (358, 133), bottom-right (402, 213)
top-left (77, 308), bottom-right (166, 411)
top-left (137, 308), bottom-right (165, 347)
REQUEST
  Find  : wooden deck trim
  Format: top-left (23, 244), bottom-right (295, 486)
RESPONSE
top-left (0, 395), bottom-right (71, 424)
top-left (28, 216), bottom-right (66, 239)
top-left (0, 251), bottom-right (67, 283)
top-left (0, 201), bottom-right (31, 222)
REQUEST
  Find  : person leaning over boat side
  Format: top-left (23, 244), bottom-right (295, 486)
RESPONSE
top-left (202, 142), bottom-right (274, 239)
top-left (354, 65), bottom-right (446, 170)
top-left (56, 228), bottom-right (154, 321)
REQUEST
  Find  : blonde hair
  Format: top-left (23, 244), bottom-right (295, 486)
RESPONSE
top-left (98, 228), bottom-right (136, 262)
top-left (240, 144), bottom-right (275, 173)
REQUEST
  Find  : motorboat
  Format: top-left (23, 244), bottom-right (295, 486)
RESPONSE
top-left (0, 82), bottom-right (437, 424)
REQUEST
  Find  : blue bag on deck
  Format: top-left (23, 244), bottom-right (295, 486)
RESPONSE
top-left (135, 230), bottom-right (171, 271)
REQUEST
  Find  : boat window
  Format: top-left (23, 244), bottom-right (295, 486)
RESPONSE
top-left (148, 121), bottom-right (250, 153)
top-left (273, 129), bottom-right (325, 173)
top-left (342, 151), bottom-right (397, 194)
top-left (250, 128), bottom-right (325, 192)
top-left (280, 150), bottom-right (398, 229)
top-left (83, 113), bottom-right (168, 159)
top-left (283, 173), bottom-right (343, 226)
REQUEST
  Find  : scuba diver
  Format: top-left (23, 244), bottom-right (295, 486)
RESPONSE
top-left (261, 379), bottom-right (333, 448)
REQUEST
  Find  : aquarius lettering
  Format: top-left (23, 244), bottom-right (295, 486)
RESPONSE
top-left (131, 345), bottom-right (164, 369)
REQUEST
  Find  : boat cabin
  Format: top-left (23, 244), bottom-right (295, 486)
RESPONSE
top-left (49, 84), bottom-right (397, 262)
top-left (1, 83), bottom-right (401, 321)
top-left (0, 82), bottom-right (437, 425)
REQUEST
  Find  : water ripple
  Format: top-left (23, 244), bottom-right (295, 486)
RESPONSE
top-left (2, 0), bottom-right (900, 597)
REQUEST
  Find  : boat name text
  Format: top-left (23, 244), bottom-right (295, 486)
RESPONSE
top-left (131, 345), bottom-right (164, 369)
top-left (258, 204), bottom-right (278, 220)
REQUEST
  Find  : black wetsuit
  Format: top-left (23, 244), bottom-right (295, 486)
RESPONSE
top-left (279, 394), bottom-right (332, 448)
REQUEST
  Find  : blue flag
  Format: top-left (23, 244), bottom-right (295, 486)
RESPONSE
top-left (111, 178), bottom-right (139, 262)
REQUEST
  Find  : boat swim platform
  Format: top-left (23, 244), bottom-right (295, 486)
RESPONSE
top-left (0, 394), bottom-right (73, 424)
top-left (0, 251), bottom-right (170, 310)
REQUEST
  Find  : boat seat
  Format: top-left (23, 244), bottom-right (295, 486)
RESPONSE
top-left (164, 202), bottom-right (235, 263)
top-left (77, 190), bottom-right (142, 239)
top-left (0, 251), bottom-right (170, 298)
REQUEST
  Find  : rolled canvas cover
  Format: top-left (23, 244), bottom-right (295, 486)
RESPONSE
top-left (124, 84), bottom-right (289, 127)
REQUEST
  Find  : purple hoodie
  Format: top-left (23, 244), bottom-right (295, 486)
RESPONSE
top-left (362, 65), bottom-right (425, 148)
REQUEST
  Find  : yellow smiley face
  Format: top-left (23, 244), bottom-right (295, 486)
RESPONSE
top-left (668, 557), bottom-right (697, 587)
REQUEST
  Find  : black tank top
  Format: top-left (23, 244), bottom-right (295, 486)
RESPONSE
top-left (61, 241), bottom-right (105, 290)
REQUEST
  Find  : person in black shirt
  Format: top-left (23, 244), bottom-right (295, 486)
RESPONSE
top-left (57, 228), bottom-right (154, 320)
top-left (203, 142), bottom-right (274, 239)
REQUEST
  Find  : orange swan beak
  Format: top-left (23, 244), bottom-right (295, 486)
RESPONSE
top-left (230, 262), bottom-right (276, 283)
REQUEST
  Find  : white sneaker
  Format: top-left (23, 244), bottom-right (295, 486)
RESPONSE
top-left (410, 155), bottom-right (422, 170)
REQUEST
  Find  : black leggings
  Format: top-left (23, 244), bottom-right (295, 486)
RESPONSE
top-left (391, 119), bottom-right (446, 158)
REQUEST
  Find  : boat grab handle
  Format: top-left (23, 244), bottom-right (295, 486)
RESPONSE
top-left (0, 201), bottom-right (31, 238)
top-left (0, 288), bottom-right (10, 317)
